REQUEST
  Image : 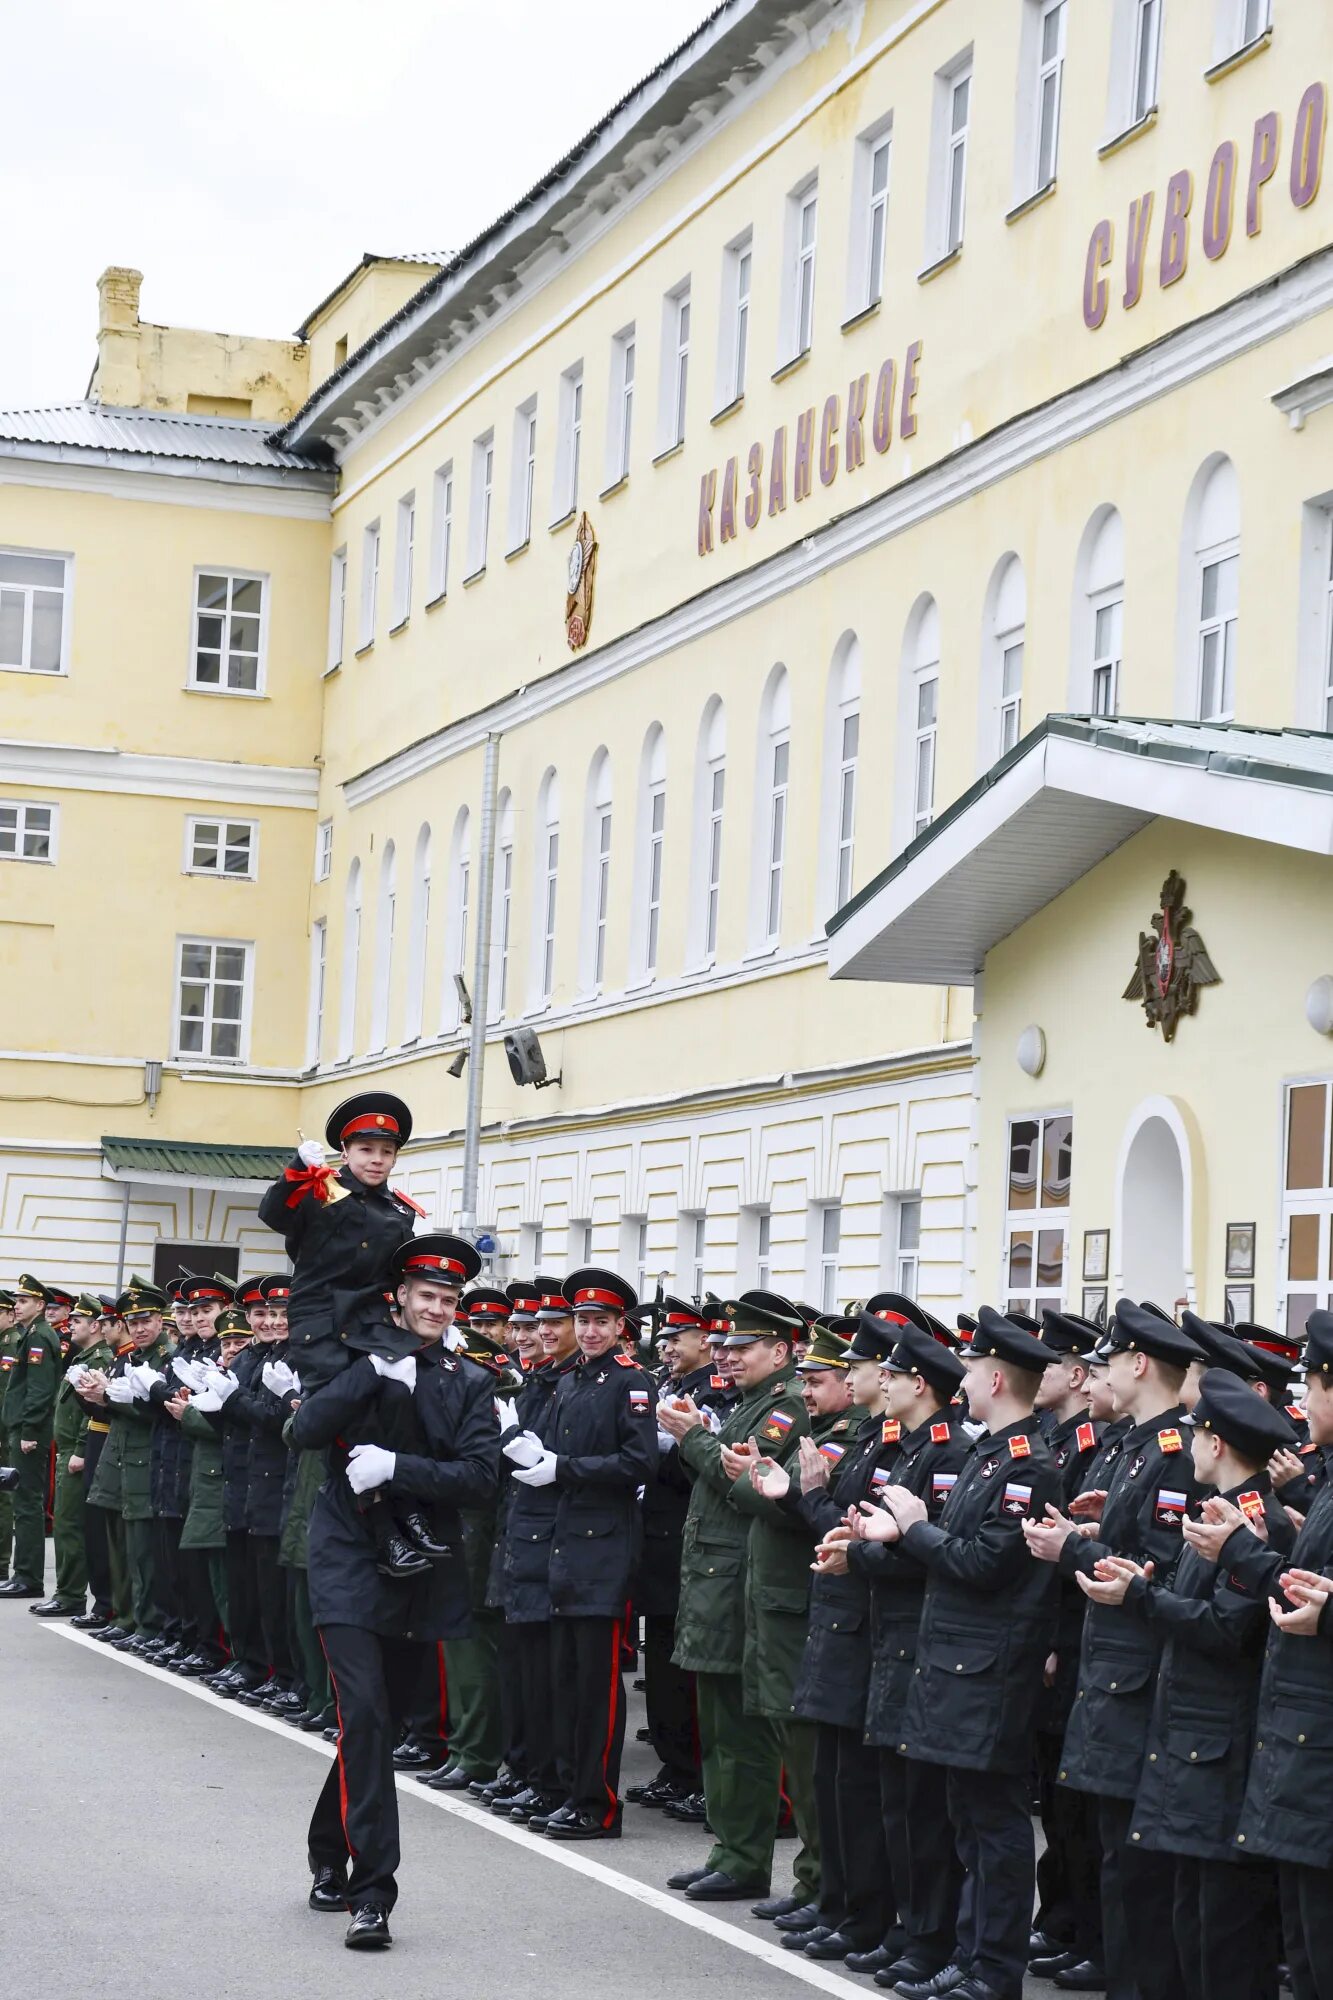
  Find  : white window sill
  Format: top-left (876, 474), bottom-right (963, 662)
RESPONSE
top-left (182, 871), bottom-right (257, 883)
top-left (772, 347), bottom-right (811, 385)
top-left (652, 440), bottom-right (685, 468)
top-left (1098, 108), bottom-right (1157, 160)
top-left (1205, 29), bottom-right (1272, 85)
top-left (599, 473), bottom-right (630, 501)
top-left (548, 507), bottom-right (577, 535)
top-left (425, 590), bottom-right (447, 611)
top-left (322, 661), bottom-right (342, 679)
top-left (388, 617), bottom-right (409, 637)
top-left (918, 245), bottom-right (962, 285)
top-left (462, 565), bottom-right (487, 588)
top-left (505, 538), bottom-right (531, 563)
top-left (184, 682), bottom-right (270, 699)
top-left (1005, 180), bottom-right (1057, 226)
top-left (0, 663), bottom-right (68, 678)
top-left (742, 943), bottom-right (780, 966)
top-left (841, 297), bottom-right (881, 335)
top-left (711, 394), bottom-right (745, 427)
top-left (353, 643), bottom-right (374, 659)
top-left (0, 854), bottom-right (55, 866)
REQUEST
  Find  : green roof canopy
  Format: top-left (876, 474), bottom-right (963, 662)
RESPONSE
top-left (101, 1136), bottom-right (289, 1181)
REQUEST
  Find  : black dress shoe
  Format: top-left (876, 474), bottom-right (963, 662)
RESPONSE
top-left (178, 1655), bottom-right (221, 1678)
top-left (375, 1533), bottom-right (431, 1578)
top-left (846, 1945), bottom-right (899, 1975)
top-left (877, 1960), bottom-right (941, 1990)
top-left (400, 1511), bottom-right (452, 1559)
top-left (546, 1805), bottom-right (621, 1840)
top-left (503, 1787), bottom-right (541, 1817)
top-left (480, 1772), bottom-right (526, 1805)
top-left (0, 1577), bottom-right (41, 1598)
top-left (69, 1610), bottom-right (111, 1631)
top-left (1029, 1931), bottom-right (1061, 1957)
top-left (238, 1683), bottom-right (275, 1707)
top-left (29, 1596), bottom-right (81, 1618)
top-left (527, 1801), bottom-right (574, 1834)
top-left (634, 1777), bottom-right (692, 1808)
top-left (666, 1864), bottom-right (710, 1890)
top-left (1029, 1949), bottom-right (1078, 1978)
top-left (425, 1762), bottom-right (479, 1792)
top-left (299, 1709), bottom-right (330, 1731)
top-left (308, 1867), bottom-right (348, 1912)
top-left (806, 1931), bottom-right (863, 1961)
top-left (393, 1737), bottom-right (440, 1770)
top-left (948, 1979), bottom-right (1007, 2000)
top-left (266, 1690), bottom-right (306, 1715)
top-left (782, 1927), bottom-right (831, 1951)
top-left (92, 1621), bottom-right (131, 1642)
top-left (663, 1791), bottom-right (710, 1822)
top-left (753, 1893), bottom-right (810, 1921)
top-left (322, 1725), bottom-right (341, 1742)
top-left (344, 1906), bottom-right (392, 1950)
top-left (1052, 1960), bottom-right (1108, 1991)
top-left (894, 1967), bottom-right (967, 1999)
top-left (685, 1871), bottom-right (770, 1901)
top-left (773, 1903), bottom-right (822, 1932)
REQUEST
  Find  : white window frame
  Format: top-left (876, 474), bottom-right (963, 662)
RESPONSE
top-left (541, 824), bottom-right (560, 1003)
top-left (553, 365), bottom-right (584, 523)
top-left (888, 1194), bottom-right (922, 1295)
top-left (1132, 0), bottom-right (1163, 121)
top-left (1019, 0), bottom-right (1067, 198)
top-left (848, 122), bottom-right (893, 317)
top-left (315, 818), bottom-right (333, 883)
top-left (815, 1202), bottom-right (842, 1312)
top-left (0, 545), bottom-right (72, 677)
top-left (998, 633), bottom-right (1025, 755)
top-left (509, 398), bottom-right (538, 552)
top-left (1280, 1079), bottom-right (1333, 1338)
top-left (781, 177), bottom-right (819, 363)
top-left (1091, 592), bottom-right (1123, 718)
top-left (704, 759), bottom-right (725, 961)
top-left (369, 845), bottom-right (397, 1054)
top-left (765, 732), bottom-right (790, 943)
top-left (1196, 545), bottom-right (1239, 723)
top-left (644, 780), bottom-right (666, 975)
top-left (495, 834), bottom-right (513, 1017)
top-left (756, 1210), bottom-right (772, 1290)
top-left (306, 918), bottom-right (327, 1068)
top-left (607, 327), bottom-right (636, 486)
top-left (716, 232), bottom-right (752, 411)
top-left (658, 282), bottom-right (691, 453)
top-left (467, 432), bottom-right (495, 579)
top-left (1225, 0), bottom-right (1271, 53)
top-left (358, 525), bottom-right (379, 650)
top-left (428, 462), bottom-right (454, 601)
top-left (173, 935), bottom-right (254, 1065)
top-left (912, 670), bottom-right (938, 839)
top-left (833, 708), bottom-right (859, 911)
top-left (925, 54), bottom-right (973, 265)
top-left (680, 1212), bottom-right (707, 1296)
top-left (391, 492), bottom-right (415, 628)
top-left (190, 567), bottom-right (269, 695)
top-left (182, 814), bottom-right (258, 880)
top-left (0, 798), bottom-right (58, 862)
top-left (338, 863), bottom-right (362, 1062)
top-left (326, 547), bottom-right (347, 673)
top-left (593, 803), bottom-right (612, 991)
top-left (1003, 1112), bottom-right (1073, 1316)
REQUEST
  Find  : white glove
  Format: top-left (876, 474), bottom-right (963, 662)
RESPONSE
top-left (495, 1398), bottom-right (519, 1434)
top-left (346, 1442), bottom-right (396, 1494)
top-left (656, 1428), bottom-right (675, 1454)
top-left (368, 1353), bottom-right (417, 1387)
top-left (261, 1359), bottom-right (297, 1397)
top-left (190, 1386), bottom-right (224, 1413)
top-left (66, 1365), bottom-right (92, 1391)
top-left (297, 1138), bottom-right (325, 1167)
top-left (443, 1324), bottom-right (466, 1352)
top-left (502, 1430), bottom-right (545, 1469)
top-left (171, 1357), bottom-right (208, 1392)
top-left (106, 1376), bottom-right (135, 1405)
top-left (202, 1366), bottom-right (239, 1405)
top-left (129, 1362), bottom-right (163, 1397)
top-left (512, 1450), bottom-right (558, 1488)
top-left (289, 1370), bottom-right (301, 1396)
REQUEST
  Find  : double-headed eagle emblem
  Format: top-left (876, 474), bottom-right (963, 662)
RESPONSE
top-left (1123, 870), bottom-right (1220, 1042)
top-left (565, 512), bottom-right (597, 651)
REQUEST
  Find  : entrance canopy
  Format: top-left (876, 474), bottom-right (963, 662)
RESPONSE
top-left (101, 1135), bottom-right (290, 1195)
top-left (827, 717), bottom-right (1333, 988)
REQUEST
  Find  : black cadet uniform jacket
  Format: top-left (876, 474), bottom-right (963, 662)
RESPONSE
top-left (1226, 1475), bottom-right (1333, 1870)
top-left (1037, 1410), bottom-right (1107, 1736)
top-left (492, 1356), bottom-right (570, 1622)
top-left (1058, 1406), bottom-right (1200, 1800)
top-left (258, 1156), bottom-right (418, 1351)
top-left (227, 1347), bottom-right (294, 1538)
top-left (898, 1414), bottom-right (1063, 1775)
top-left (292, 1332), bottom-right (499, 1640)
top-left (636, 1363), bottom-right (734, 1620)
top-left (547, 1347), bottom-right (658, 1620)
top-left (849, 1411), bottom-right (974, 1748)
top-left (217, 1343), bottom-right (265, 1532)
top-left (1128, 1475), bottom-right (1289, 1861)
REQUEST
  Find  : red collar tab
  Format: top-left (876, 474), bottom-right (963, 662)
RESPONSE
top-left (709, 1374), bottom-right (728, 1389)
top-left (613, 1352), bottom-right (637, 1368)
top-left (1158, 1428), bottom-right (1183, 1454)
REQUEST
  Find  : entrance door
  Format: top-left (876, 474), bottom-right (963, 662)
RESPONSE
top-left (153, 1243), bottom-right (240, 1290)
top-left (1119, 1114), bottom-right (1187, 1311)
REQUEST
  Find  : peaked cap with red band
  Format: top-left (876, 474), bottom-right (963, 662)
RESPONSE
top-left (258, 1273), bottom-right (292, 1303)
top-left (388, 1232), bottom-right (481, 1291)
top-left (324, 1090), bottom-right (414, 1153)
top-left (178, 1272), bottom-right (236, 1307)
top-left (866, 1290), bottom-right (959, 1350)
top-left (535, 1288), bottom-right (574, 1321)
top-left (463, 1287), bottom-right (513, 1323)
top-left (565, 1266), bottom-right (639, 1316)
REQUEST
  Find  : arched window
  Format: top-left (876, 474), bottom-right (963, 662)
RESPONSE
top-left (578, 749), bottom-right (613, 995)
top-left (1069, 505), bottom-right (1124, 716)
top-left (1179, 455), bottom-right (1240, 723)
top-left (489, 789), bottom-right (515, 1020)
top-left (530, 768), bottom-right (561, 1008)
top-left (441, 806), bottom-right (471, 1030)
top-left (338, 857), bottom-right (362, 1061)
top-left (687, 697), bottom-right (726, 967)
top-left (894, 595), bottom-right (940, 851)
top-left (368, 840), bottom-right (397, 1052)
top-left (817, 632), bottom-right (861, 918)
top-left (979, 555), bottom-right (1026, 765)
top-left (403, 822), bottom-right (432, 1042)
top-left (630, 724), bottom-right (667, 979)
top-left (749, 665), bottom-right (791, 949)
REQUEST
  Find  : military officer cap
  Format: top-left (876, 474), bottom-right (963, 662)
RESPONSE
top-left (847, 1313), bottom-right (899, 1365)
top-left (236, 1276), bottom-right (267, 1312)
top-left (565, 1267), bottom-right (639, 1316)
top-left (796, 1324), bottom-right (854, 1372)
top-left (1235, 1324), bottom-right (1304, 1396)
top-left (0, 1287), bottom-right (14, 1308)
top-left (16, 1273), bottom-right (52, 1303)
top-left (1103, 1298), bottom-right (1205, 1368)
top-left (659, 1295), bottom-right (708, 1334)
top-left (882, 1318), bottom-right (968, 1398)
top-left (458, 1326), bottom-right (513, 1370)
top-left (178, 1272), bottom-right (236, 1307)
top-left (719, 1288), bottom-right (804, 1345)
top-left (259, 1273), bottom-right (292, 1304)
top-left (119, 1277), bottom-right (169, 1319)
top-left (505, 1279), bottom-right (543, 1324)
top-left (1184, 1368), bottom-right (1298, 1460)
top-left (1180, 1311), bottom-right (1262, 1382)
top-left (700, 1297), bottom-right (734, 1337)
top-left (956, 1312), bottom-right (978, 1345)
top-left (1041, 1309), bottom-right (1104, 1359)
top-left (1137, 1298), bottom-right (1178, 1324)
top-left (389, 1233), bottom-right (482, 1292)
top-left (70, 1293), bottom-right (102, 1320)
top-left (535, 1284), bottom-right (574, 1322)
top-left (1007, 1308), bottom-right (1043, 1336)
top-left (165, 1276), bottom-right (189, 1303)
top-left (1301, 1311), bottom-right (1333, 1377)
top-left (325, 1091), bottom-right (413, 1153)
top-left (47, 1285), bottom-right (74, 1311)
top-left (865, 1289), bottom-right (958, 1349)
top-left (215, 1306), bottom-right (252, 1340)
top-left (968, 1304), bottom-right (1052, 1375)
top-left (463, 1287), bottom-right (513, 1327)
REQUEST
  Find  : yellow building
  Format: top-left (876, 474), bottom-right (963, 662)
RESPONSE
top-left (2, 0), bottom-right (1331, 1322)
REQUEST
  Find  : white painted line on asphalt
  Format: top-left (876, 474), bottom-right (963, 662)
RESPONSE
top-left (44, 1622), bottom-right (855, 1995)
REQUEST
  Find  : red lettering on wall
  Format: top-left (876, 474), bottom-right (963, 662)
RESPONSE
top-left (1202, 141), bottom-right (1237, 261)
top-left (768, 426), bottom-right (788, 516)
top-left (719, 457), bottom-right (738, 543)
top-left (872, 359), bottom-right (895, 454)
top-left (1123, 193), bottom-right (1155, 308)
top-left (1159, 171), bottom-right (1193, 289)
top-left (900, 342), bottom-right (922, 442)
top-left (744, 443), bottom-right (763, 530)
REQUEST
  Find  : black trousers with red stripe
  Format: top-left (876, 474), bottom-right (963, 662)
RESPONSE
top-left (309, 1624), bottom-right (432, 1911)
top-left (550, 1614), bottom-right (625, 1824)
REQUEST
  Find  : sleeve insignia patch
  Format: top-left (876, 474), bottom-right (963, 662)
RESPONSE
top-left (1237, 1489), bottom-right (1265, 1523)
top-left (1155, 1488), bottom-right (1188, 1525)
top-left (1002, 1481), bottom-right (1033, 1515)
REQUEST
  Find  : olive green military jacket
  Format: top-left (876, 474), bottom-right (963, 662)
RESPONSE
top-left (109, 1335), bottom-right (173, 1523)
top-left (54, 1338), bottom-right (114, 1461)
top-left (179, 1402), bottom-right (225, 1550)
top-left (734, 1403), bottom-right (867, 1721)
top-left (3, 1313), bottom-right (63, 1444)
top-left (671, 1362), bottom-right (809, 1676)
top-left (0, 1322), bottom-right (21, 1431)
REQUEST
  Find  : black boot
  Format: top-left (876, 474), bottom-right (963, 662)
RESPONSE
top-left (376, 1532), bottom-right (431, 1578)
top-left (399, 1512), bottom-right (452, 1559)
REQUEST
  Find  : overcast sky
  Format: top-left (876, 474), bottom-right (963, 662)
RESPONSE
top-left (0, 0), bottom-right (715, 409)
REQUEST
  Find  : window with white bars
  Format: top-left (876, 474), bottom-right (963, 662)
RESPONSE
top-left (496, 838), bottom-right (513, 1016)
top-left (0, 799), bottom-right (56, 861)
top-left (705, 761), bottom-right (725, 960)
top-left (593, 805), bottom-right (612, 989)
top-left (571, 1220), bottom-right (592, 1268)
top-left (999, 639), bottom-right (1024, 754)
top-left (0, 547), bottom-right (69, 675)
top-left (326, 548), bottom-right (347, 672)
top-left (392, 492), bottom-right (415, 625)
top-left (175, 938), bottom-right (252, 1062)
top-left (608, 328), bottom-right (635, 485)
top-left (645, 785), bottom-right (666, 974)
top-left (192, 570), bottom-right (266, 692)
top-left (635, 1218), bottom-right (649, 1298)
top-left (510, 400), bottom-right (538, 550)
top-left (783, 181), bottom-right (819, 361)
top-left (1032, 1), bottom-right (1067, 190)
top-left (1131, 0), bottom-right (1162, 123)
top-left (429, 463), bottom-right (453, 599)
top-left (185, 816), bottom-right (257, 879)
top-left (766, 736), bottom-right (789, 941)
top-left (756, 1211), bottom-right (772, 1289)
top-left (359, 526), bottom-right (379, 649)
top-left (913, 673), bottom-right (938, 838)
top-left (684, 1213), bottom-right (707, 1296)
top-left (541, 824), bottom-right (560, 1001)
top-left (468, 434), bottom-right (494, 575)
top-left (818, 1204), bottom-right (842, 1312)
top-left (1004, 1114), bottom-right (1073, 1316)
top-left (554, 366), bottom-right (583, 521)
top-left (1197, 551), bottom-right (1239, 722)
top-left (892, 1196), bottom-right (922, 1295)
top-left (849, 125), bottom-right (893, 315)
top-left (834, 710), bottom-right (859, 909)
top-left (339, 862), bottom-right (362, 1061)
top-left (307, 919), bottom-right (327, 1067)
top-left (718, 234), bottom-right (752, 409)
top-left (660, 285), bottom-right (691, 451)
top-left (1324, 532), bottom-right (1333, 731)
top-left (1092, 597), bottom-right (1123, 718)
top-left (315, 819), bottom-right (333, 883)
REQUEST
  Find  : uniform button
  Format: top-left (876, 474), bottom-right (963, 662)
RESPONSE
top-left (1059, 1770), bottom-right (1067, 1781)
top-left (1237, 1834), bottom-right (1246, 1844)
top-left (832, 1623), bottom-right (839, 1631)
top-left (1299, 1733), bottom-right (1307, 1744)
top-left (1131, 1832), bottom-right (1140, 1842)
top-left (955, 1664), bottom-right (963, 1673)
top-left (1109, 1681), bottom-right (1117, 1690)
top-left (707, 1567), bottom-right (714, 1575)
top-left (899, 1743), bottom-right (907, 1753)
top-left (899, 1649), bottom-right (906, 1659)
top-left (1256, 1741), bottom-right (1263, 1751)
top-left (361, 1241), bottom-right (369, 1250)
top-left (1148, 1753), bottom-right (1157, 1763)
top-left (1189, 1751), bottom-right (1198, 1762)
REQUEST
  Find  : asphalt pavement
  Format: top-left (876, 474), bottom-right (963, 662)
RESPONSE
top-left (0, 1557), bottom-right (1063, 2000)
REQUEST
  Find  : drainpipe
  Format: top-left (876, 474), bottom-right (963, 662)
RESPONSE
top-left (460, 732), bottom-right (500, 1237)
top-left (114, 1177), bottom-right (132, 1292)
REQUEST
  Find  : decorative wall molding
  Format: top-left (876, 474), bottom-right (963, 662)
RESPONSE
top-left (0, 738), bottom-right (320, 810)
top-left (0, 453), bottom-right (333, 520)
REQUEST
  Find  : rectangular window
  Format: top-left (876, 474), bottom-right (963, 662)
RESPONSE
top-left (913, 673), bottom-right (938, 838)
top-left (688, 1214), bottom-right (707, 1295)
top-left (468, 434), bottom-right (494, 576)
top-left (0, 799), bottom-right (56, 861)
top-left (510, 399), bottom-right (538, 551)
top-left (175, 937), bottom-right (252, 1063)
top-left (326, 547), bottom-right (347, 672)
top-left (542, 826), bottom-right (559, 1001)
top-left (1323, 531), bottom-right (1333, 731)
top-left (944, 68), bottom-right (971, 252)
top-left (0, 547), bottom-right (69, 675)
top-left (835, 710), bottom-right (859, 909)
top-left (307, 918), bottom-right (327, 1067)
top-left (554, 365), bottom-right (583, 522)
top-left (766, 737), bottom-right (789, 941)
top-left (660, 284), bottom-right (690, 451)
top-left (1004, 1113), bottom-right (1073, 1315)
top-left (593, 806), bottom-right (612, 989)
top-left (456, 860), bottom-right (470, 985)
top-left (1240, 0), bottom-right (1272, 43)
top-left (1282, 1081), bottom-right (1333, 1337)
top-left (315, 818), bottom-right (333, 883)
top-left (866, 133), bottom-right (892, 305)
top-left (1092, 598), bottom-right (1123, 718)
top-left (894, 1195), bottom-right (922, 1295)
top-left (1033, 1), bottom-right (1067, 190)
top-left (428, 462), bottom-right (454, 599)
top-left (185, 816), bottom-right (257, 879)
top-left (392, 492), bottom-right (414, 626)
top-left (609, 328), bottom-right (635, 485)
top-left (705, 763), bottom-right (725, 960)
top-left (818, 1203), bottom-right (842, 1312)
top-left (719, 234), bottom-right (752, 408)
top-left (192, 569), bottom-right (266, 692)
top-left (359, 525), bottom-right (379, 649)
top-left (757, 1210), bottom-right (772, 1289)
top-left (570, 1220), bottom-right (592, 1268)
top-left (849, 126), bottom-right (893, 316)
top-left (1198, 552), bottom-right (1239, 722)
top-left (784, 181), bottom-right (819, 360)
top-left (999, 641), bottom-right (1024, 754)
top-left (645, 785), bottom-right (666, 973)
top-left (1132, 0), bottom-right (1162, 122)
top-left (496, 839), bottom-right (513, 1016)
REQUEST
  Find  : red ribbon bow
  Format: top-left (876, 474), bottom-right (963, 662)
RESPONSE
top-left (282, 1161), bottom-right (340, 1208)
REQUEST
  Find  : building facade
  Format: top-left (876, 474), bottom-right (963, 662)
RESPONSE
top-left (2, 0), bottom-right (1329, 1315)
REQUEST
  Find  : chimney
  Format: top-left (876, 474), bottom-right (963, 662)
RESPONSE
top-left (94, 266), bottom-right (144, 406)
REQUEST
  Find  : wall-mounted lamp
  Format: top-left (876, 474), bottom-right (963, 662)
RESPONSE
top-left (1016, 1025), bottom-right (1046, 1078)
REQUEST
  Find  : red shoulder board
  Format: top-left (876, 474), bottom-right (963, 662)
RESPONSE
top-left (392, 1187), bottom-right (428, 1218)
top-left (613, 1352), bottom-right (637, 1368)
top-left (1286, 1405), bottom-right (1305, 1423)
top-left (1008, 1433), bottom-right (1032, 1460)
top-left (1158, 1429), bottom-right (1183, 1454)
top-left (709, 1375), bottom-right (728, 1390)
top-left (881, 1418), bottom-right (901, 1445)
top-left (1237, 1489), bottom-right (1265, 1523)
top-left (1076, 1422), bottom-right (1097, 1454)
top-left (1300, 1440), bottom-right (1319, 1455)
top-left (930, 1421), bottom-right (951, 1444)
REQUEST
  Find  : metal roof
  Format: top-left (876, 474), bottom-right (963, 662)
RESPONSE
top-left (827, 716), bottom-right (1333, 988)
top-left (0, 402), bottom-right (331, 476)
top-left (102, 1135), bottom-right (291, 1181)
